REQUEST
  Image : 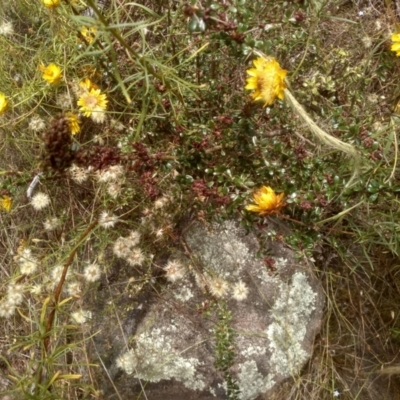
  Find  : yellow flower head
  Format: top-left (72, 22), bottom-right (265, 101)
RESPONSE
top-left (67, 113), bottom-right (81, 135)
top-left (0, 92), bottom-right (8, 115)
top-left (40, 63), bottom-right (62, 84)
top-left (77, 88), bottom-right (108, 120)
top-left (246, 186), bottom-right (285, 215)
top-left (80, 26), bottom-right (97, 44)
top-left (245, 57), bottom-right (287, 107)
top-left (42, 0), bottom-right (60, 8)
top-left (79, 78), bottom-right (98, 93)
top-left (391, 33), bottom-right (400, 56)
top-left (0, 195), bottom-right (12, 212)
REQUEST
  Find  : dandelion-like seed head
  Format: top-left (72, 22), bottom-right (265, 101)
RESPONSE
top-left (66, 281), bottom-right (82, 296)
top-left (107, 182), bottom-right (122, 198)
top-left (30, 284), bottom-right (42, 296)
top-left (56, 92), bottom-right (73, 109)
top-left (246, 186), bottom-right (285, 216)
top-left (245, 56), bottom-right (287, 107)
top-left (29, 115), bottom-right (46, 132)
top-left (83, 263), bottom-right (101, 282)
top-left (90, 107), bottom-right (106, 123)
top-left (50, 265), bottom-right (70, 287)
top-left (0, 301), bottom-right (16, 318)
top-left (20, 258), bottom-right (38, 275)
top-left (208, 276), bottom-right (229, 298)
top-left (0, 92), bottom-right (9, 115)
top-left (96, 165), bottom-right (124, 183)
top-left (126, 248), bottom-right (145, 267)
top-left (362, 36), bottom-right (372, 49)
top-left (71, 309), bottom-right (92, 324)
top-left (31, 192), bottom-right (51, 210)
top-left (232, 281), bottom-right (249, 301)
top-left (116, 349), bottom-right (137, 375)
top-left (18, 249), bottom-right (38, 276)
top-left (7, 284), bottom-right (25, 306)
top-left (154, 196), bottom-right (169, 210)
top-left (43, 217), bottom-right (60, 231)
top-left (113, 237), bottom-right (133, 258)
top-left (0, 21), bottom-right (14, 36)
top-left (193, 271), bottom-right (207, 290)
top-left (128, 230), bottom-right (141, 247)
top-left (164, 259), bottom-right (186, 282)
top-left (155, 228), bottom-right (164, 238)
top-left (99, 211), bottom-right (119, 229)
top-left (68, 164), bottom-right (90, 184)
top-left (40, 63), bottom-right (62, 85)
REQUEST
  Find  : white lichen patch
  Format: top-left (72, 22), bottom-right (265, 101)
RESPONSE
top-left (236, 360), bottom-right (275, 400)
top-left (241, 345), bottom-right (266, 358)
top-left (173, 285), bottom-right (194, 302)
top-left (185, 220), bottom-right (252, 279)
top-left (267, 272), bottom-right (317, 376)
top-left (117, 328), bottom-right (206, 390)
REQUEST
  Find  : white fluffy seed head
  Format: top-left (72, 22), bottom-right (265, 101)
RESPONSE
top-left (113, 237), bottom-right (132, 258)
top-left (154, 196), bottom-right (169, 209)
top-left (31, 192), bottom-right (50, 210)
top-left (43, 217), bottom-right (60, 231)
top-left (116, 349), bottom-right (137, 375)
top-left (90, 108), bottom-right (106, 124)
top-left (19, 257), bottom-right (38, 276)
top-left (164, 260), bottom-right (186, 282)
top-left (232, 281), bottom-right (249, 301)
top-left (56, 92), bottom-right (73, 109)
top-left (126, 248), bottom-right (145, 267)
top-left (0, 301), bottom-right (16, 318)
top-left (50, 265), bottom-right (71, 288)
top-left (30, 284), bottom-right (42, 296)
top-left (66, 281), bottom-right (82, 296)
top-left (29, 115), bottom-right (46, 132)
top-left (83, 263), bottom-right (101, 282)
top-left (0, 21), bottom-right (14, 36)
top-left (71, 309), bottom-right (92, 324)
top-left (96, 165), bottom-right (124, 183)
top-left (208, 276), bottom-right (229, 298)
top-left (128, 230), bottom-right (141, 247)
top-left (69, 164), bottom-right (90, 184)
top-left (7, 284), bottom-right (25, 306)
top-left (99, 211), bottom-right (119, 229)
top-left (107, 182), bottom-right (122, 198)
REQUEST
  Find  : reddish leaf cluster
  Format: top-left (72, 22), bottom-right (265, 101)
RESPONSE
top-left (75, 145), bottom-right (121, 170)
top-left (191, 179), bottom-right (230, 206)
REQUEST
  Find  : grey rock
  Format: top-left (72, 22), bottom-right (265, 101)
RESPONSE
top-left (93, 220), bottom-right (324, 400)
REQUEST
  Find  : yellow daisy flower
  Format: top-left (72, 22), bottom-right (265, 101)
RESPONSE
top-left (0, 92), bottom-right (8, 115)
top-left (81, 26), bottom-right (97, 44)
top-left (67, 113), bottom-right (81, 135)
top-left (245, 57), bottom-right (287, 107)
top-left (246, 186), bottom-right (285, 216)
top-left (391, 33), bottom-right (400, 56)
top-left (77, 88), bottom-right (108, 123)
top-left (79, 78), bottom-right (98, 93)
top-left (0, 195), bottom-right (12, 212)
top-left (40, 63), bottom-right (62, 85)
top-left (42, 0), bottom-right (60, 8)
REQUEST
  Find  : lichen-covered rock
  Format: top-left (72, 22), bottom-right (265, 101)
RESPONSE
top-left (95, 220), bottom-right (324, 400)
